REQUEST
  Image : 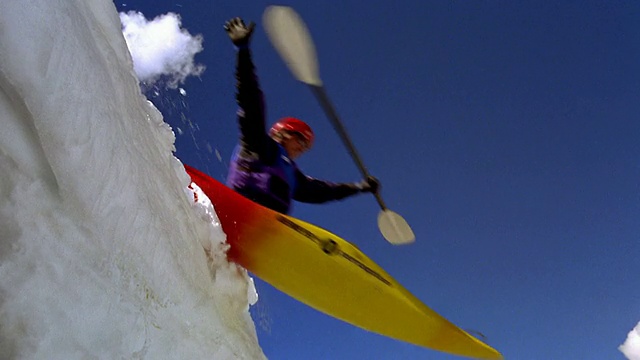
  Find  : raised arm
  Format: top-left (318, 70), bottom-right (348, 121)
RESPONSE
top-left (225, 18), bottom-right (269, 155)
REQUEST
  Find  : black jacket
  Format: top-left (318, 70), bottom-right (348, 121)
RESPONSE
top-left (226, 48), bottom-right (362, 214)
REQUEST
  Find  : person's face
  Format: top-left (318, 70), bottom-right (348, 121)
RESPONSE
top-left (281, 131), bottom-right (310, 160)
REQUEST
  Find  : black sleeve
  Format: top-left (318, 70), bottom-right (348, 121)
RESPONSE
top-left (235, 48), bottom-right (272, 159)
top-left (292, 168), bottom-right (362, 204)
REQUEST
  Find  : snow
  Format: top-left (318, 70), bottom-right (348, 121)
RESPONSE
top-left (0, 0), bottom-right (264, 359)
top-left (120, 11), bottom-right (205, 88)
top-left (620, 322), bottom-right (640, 360)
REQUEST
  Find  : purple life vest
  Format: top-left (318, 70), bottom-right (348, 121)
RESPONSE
top-left (226, 143), bottom-right (297, 214)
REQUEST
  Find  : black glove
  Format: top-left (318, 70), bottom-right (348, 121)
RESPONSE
top-left (224, 17), bottom-right (256, 47)
top-left (355, 176), bottom-right (380, 194)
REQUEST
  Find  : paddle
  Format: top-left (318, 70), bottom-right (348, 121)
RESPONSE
top-left (263, 6), bottom-right (415, 245)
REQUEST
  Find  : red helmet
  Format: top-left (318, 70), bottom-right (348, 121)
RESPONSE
top-left (269, 117), bottom-right (314, 148)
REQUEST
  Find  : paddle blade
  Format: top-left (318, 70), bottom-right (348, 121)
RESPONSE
top-left (378, 210), bottom-right (415, 245)
top-left (263, 6), bottom-right (322, 86)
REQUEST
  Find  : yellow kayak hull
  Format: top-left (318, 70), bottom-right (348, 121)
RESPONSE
top-left (185, 165), bottom-right (502, 359)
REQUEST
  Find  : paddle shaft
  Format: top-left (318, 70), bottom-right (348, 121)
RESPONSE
top-left (309, 84), bottom-right (388, 210)
top-left (263, 6), bottom-right (415, 244)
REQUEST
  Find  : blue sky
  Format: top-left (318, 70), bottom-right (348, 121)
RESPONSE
top-left (116, 1), bottom-right (639, 358)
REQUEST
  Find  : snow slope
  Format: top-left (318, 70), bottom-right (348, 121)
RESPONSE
top-left (0, 0), bottom-right (264, 358)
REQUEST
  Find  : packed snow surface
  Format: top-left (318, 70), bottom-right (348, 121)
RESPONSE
top-left (0, 1), bottom-right (264, 359)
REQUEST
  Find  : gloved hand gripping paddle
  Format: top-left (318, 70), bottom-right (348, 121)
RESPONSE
top-left (263, 6), bottom-right (415, 245)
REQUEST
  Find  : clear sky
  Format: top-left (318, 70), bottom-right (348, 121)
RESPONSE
top-left (116, 1), bottom-right (639, 359)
